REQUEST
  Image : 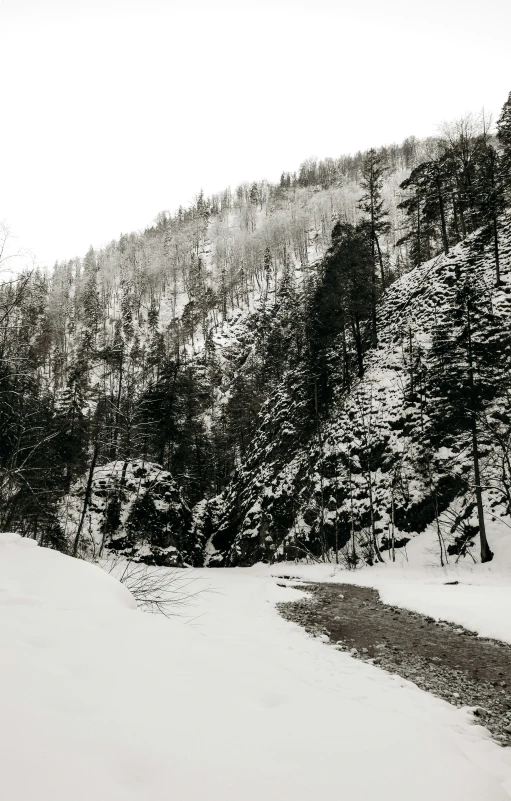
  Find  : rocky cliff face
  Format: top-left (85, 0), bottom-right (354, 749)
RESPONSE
top-left (64, 460), bottom-right (198, 566)
top-left (206, 212), bottom-right (511, 567)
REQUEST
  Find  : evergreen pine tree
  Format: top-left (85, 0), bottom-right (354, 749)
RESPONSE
top-left (308, 221), bottom-right (372, 411)
top-left (473, 130), bottom-right (507, 285)
top-left (497, 91), bottom-right (511, 197)
top-left (147, 296), bottom-right (159, 331)
top-left (358, 149), bottom-right (390, 346)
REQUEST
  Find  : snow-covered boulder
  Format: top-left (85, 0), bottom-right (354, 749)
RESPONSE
top-left (63, 460), bottom-right (194, 566)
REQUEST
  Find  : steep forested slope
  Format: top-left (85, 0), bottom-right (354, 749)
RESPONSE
top-left (1, 92), bottom-right (510, 567)
top-left (209, 212), bottom-right (511, 567)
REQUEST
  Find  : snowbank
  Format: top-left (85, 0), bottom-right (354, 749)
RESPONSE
top-left (0, 532), bottom-right (136, 611)
top-left (1, 533), bottom-right (511, 800)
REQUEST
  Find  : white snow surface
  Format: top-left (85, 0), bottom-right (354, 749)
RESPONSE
top-left (2, 533), bottom-right (511, 800)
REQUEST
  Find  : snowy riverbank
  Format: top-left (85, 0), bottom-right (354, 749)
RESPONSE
top-left (1, 532), bottom-right (511, 800)
top-left (248, 517), bottom-right (511, 645)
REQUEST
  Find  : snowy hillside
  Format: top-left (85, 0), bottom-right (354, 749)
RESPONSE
top-left (210, 210), bottom-right (511, 567)
top-left (2, 532), bottom-right (511, 801)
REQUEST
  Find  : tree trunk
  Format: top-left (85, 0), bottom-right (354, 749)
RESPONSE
top-left (471, 413), bottom-right (492, 561)
top-left (436, 176), bottom-right (449, 255)
top-left (390, 492), bottom-right (395, 563)
top-left (363, 393), bottom-right (383, 564)
top-left (466, 301), bottom-right (493, 563)
top-left (366, 469), bottom-right (383, 563)
top-left (434, 492), bottom-right (445, 568)
top-left (408, 327), bottom-right (414, 400)
top-left (348, 450), bottom-right (356, 567)
top-left (341, 318), bottom-right (350, 391)
top-left (72, 442), bottom-right (100, 557)
top-left (451, 193), bottom-right (461, 243)
top-left (416, 187), bottom-right (422, 265)
top-left (111, 353), bottom-right (124, 460)
top-left (314, 379), bottom-right (328, 562)
top-left (351, 315), bottom-right (364, 377)
top-left (493, 215), bottom-right (501, 286)
top-left (374, 233), bottom-right (385, 289)
top-left (370, 236), bottom-right (378, 348)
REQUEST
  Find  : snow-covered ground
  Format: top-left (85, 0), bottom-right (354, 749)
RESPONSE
top-left (2, 533), bottom-right (511, 800)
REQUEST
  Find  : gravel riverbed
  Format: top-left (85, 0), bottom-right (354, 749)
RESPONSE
top-left (277, 580), bottom-right (511, 745)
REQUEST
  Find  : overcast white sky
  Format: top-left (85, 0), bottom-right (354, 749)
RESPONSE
top-left (1, 0), bottom-right (510, 268)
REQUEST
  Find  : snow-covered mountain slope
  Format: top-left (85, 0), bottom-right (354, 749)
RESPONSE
top-left (2, 532), bottom-right (511, 801)
top-left (209, 211), bottom-right (511, 567)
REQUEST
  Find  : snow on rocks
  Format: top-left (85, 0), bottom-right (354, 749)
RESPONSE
top-left (62, 459), bottom-right (196, 566)
top-left (1, 534), bottom-right (511, 800)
